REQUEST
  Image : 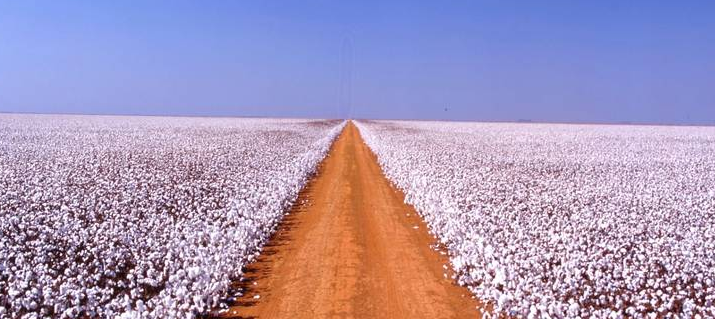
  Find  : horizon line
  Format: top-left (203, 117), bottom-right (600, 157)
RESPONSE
top-left (1, 110), bottom-right (714, 128)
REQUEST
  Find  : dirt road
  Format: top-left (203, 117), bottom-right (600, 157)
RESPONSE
top-left (217, 122), bottom-right (481, 318)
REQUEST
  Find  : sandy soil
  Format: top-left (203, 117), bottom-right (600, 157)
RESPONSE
top-left (215, 122), bottom-right (482, 318)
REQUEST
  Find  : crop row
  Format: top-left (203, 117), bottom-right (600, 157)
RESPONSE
top-left (356, 120), bottom-right (715, 319)
top-left (0, 114), bottom-right (345, 319)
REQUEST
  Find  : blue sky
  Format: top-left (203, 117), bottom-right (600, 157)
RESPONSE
top-left (1, 1), bottom-right (714, 124)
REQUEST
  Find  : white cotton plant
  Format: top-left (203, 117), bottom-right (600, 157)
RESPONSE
top-left (355, 120), bottom-right (715, 318)
top-left (0, 114), bottom-right (345, 319)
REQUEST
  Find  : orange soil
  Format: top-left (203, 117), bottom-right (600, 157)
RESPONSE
top-left (215, 122), bottom-right (482, 318)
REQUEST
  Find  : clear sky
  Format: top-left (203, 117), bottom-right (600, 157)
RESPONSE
top-left (1, 1), bottom-right (714, 124)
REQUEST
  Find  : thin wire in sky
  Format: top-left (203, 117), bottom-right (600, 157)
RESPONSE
top-left (338, 35), bottom-right (354, 119)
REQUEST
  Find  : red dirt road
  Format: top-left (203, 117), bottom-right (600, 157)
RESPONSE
top-left (217, 122), bottom-right (481, 318)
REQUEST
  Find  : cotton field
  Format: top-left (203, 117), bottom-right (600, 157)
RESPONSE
top-left (355, 120), bottom-right (715, 318)
top-left (0, 114), bottom-right (344, 319)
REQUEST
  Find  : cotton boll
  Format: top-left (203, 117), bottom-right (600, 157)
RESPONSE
top-left (497, 293), bottom-right (509, 309)
top-left (493, 268), bottom-right (506, 287)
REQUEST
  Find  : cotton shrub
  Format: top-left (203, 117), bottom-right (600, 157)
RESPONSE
top-left (356, 120), bottom-right (715, 318)
top-left (0, 114), bottom-right (344, 319)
